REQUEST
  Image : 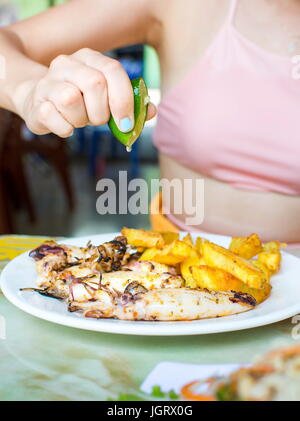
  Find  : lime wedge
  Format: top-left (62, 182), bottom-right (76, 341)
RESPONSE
top-left (108, 77), bottom-right (149, 150)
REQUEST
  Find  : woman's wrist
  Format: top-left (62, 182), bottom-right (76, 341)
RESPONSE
top-left (12, 68), bottom-right (47, 119)
top-left (0, 28), bottom-right (47, 116)
top-left (12, 78), bottom-right (37, 119)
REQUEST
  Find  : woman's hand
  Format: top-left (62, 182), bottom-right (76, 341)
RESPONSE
top-left (18, 48), bottom-right (156, 138)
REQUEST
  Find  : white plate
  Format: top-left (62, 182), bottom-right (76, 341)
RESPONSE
top-left (1, 232), bottom-right (300, 336)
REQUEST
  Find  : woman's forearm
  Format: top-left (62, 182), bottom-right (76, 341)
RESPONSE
top-left (0, 28), bottom-right (47, 115)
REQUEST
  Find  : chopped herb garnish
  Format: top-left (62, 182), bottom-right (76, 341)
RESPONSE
top-left (108, 385), bottom-right (179, 401)
top-left (151, 385), bottom-right (166, 398)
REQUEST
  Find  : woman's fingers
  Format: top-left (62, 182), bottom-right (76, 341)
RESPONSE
top-left (49, 54), bottom-right (111, 126)
top-left (146, 102), bottom-right (157, 121)
top-left (24, 49), bottom-right (156, 138)
top-left (72, 49), bottom-right (135, 132)
top-left (42, 81), bottom-right (89, 128)
top-left (80, 72), bottom-right (109, 126)
top-left (31, 100), bottom-right (74, 138)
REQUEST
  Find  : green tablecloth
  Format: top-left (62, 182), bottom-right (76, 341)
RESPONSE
top-left (0, 237), bottom-right (299, 401)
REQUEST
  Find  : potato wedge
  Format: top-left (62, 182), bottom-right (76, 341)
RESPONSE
top-left (251, 260), bottom-right (271, 282)
top-left (257, 251), bottom-right (281, 274)
top-left (139, 240), bottom-right (193, 266)
top-left (180, 249), bottom-right (202, 288)
top-left (171, 240), bottom-right (193, 258)
top-left (195, 237), bottom-right (205, 254)
top-left (160, 231), bottom-right (179, 245)
top-left (121, 227), bottom-right (164, 249)
top-left (182, 233), bottom-right (193, 246)
top-left (198, 255), bottom-right (206, 265)
top-left (138, 247), bottom-right (165, 262)
top-left (191, 266), bottom-right (271, 304)
top-left (202, 241), bottom-right (267, 289)
top-left (263, 241), bottom-right (287, 252)
top-left (229, 233), bottom-right (262, 259)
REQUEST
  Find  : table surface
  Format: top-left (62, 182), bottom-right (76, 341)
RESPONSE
top-left (0, 236), bottom-right (299, 401)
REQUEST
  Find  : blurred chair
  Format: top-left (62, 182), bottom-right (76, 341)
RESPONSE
top-left (23, 131), bottom-right (75, 211)
top-left (0, 109), bottom-right (74, 234)
top-left (0, 110), bottom-right (13, 233)
top-left (0, 110), bottom-right (35, 233)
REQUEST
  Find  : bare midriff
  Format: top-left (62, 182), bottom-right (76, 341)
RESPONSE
top-left (159, 154), bottom-right (300, 243)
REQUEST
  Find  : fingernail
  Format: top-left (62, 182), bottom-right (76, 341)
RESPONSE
top-left (119, 117), bottom-right (133, 133)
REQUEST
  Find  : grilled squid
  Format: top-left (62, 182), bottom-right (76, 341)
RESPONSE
top-left (69, 288), bottom-right (256, 321)
top-left (27, 262), bottom-right (184, 302)
top-left (30, 236), bottom-right (133, 278)
top-left (26, 238), bottom-right (257, 322)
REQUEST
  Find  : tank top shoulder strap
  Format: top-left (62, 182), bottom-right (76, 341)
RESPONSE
top-left (227, 0), bottom-right (238, 25)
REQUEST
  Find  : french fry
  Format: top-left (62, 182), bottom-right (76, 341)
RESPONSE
top-left (202, 241), bottom-right (267, 289)
top-left (255, 241), bottom-right (286, 275)
top-left (229, 233), bottom-right (262, 259)
top-left (257, 251), bottom-right (281, 274)
top-left (180, 249), bottom-right (202, 288)
top-left (198, 255), bottom-right (206, 265)
top-left (191, 266), bottom-right (271, 304)
top-left (171, 240), bottom-right (193, 258)
top-left (139, 240), bottom-right (193, 266)
top-left (182, 233), bottom-right (193, 246)
top-left (121, 227), bottom-right (164, 249)
top-left (122, 227), bottom-right (278, 303)
top-left (138, 247), bottom-right (164, 262)
top-left (251, 260), bottom-right (271, 282)
top-left (263, 241), bottom-right (287, 252)
top-left (195, 237), bottom-right (205, 255)
top-left (160, 231), bottom-right (180, 244)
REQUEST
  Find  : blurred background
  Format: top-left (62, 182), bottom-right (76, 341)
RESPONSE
top-left (0, 0), bottom-right (161, 237)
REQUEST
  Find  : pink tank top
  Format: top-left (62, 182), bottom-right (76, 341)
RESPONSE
top-left (153, 0), bottom-right (300, 196)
